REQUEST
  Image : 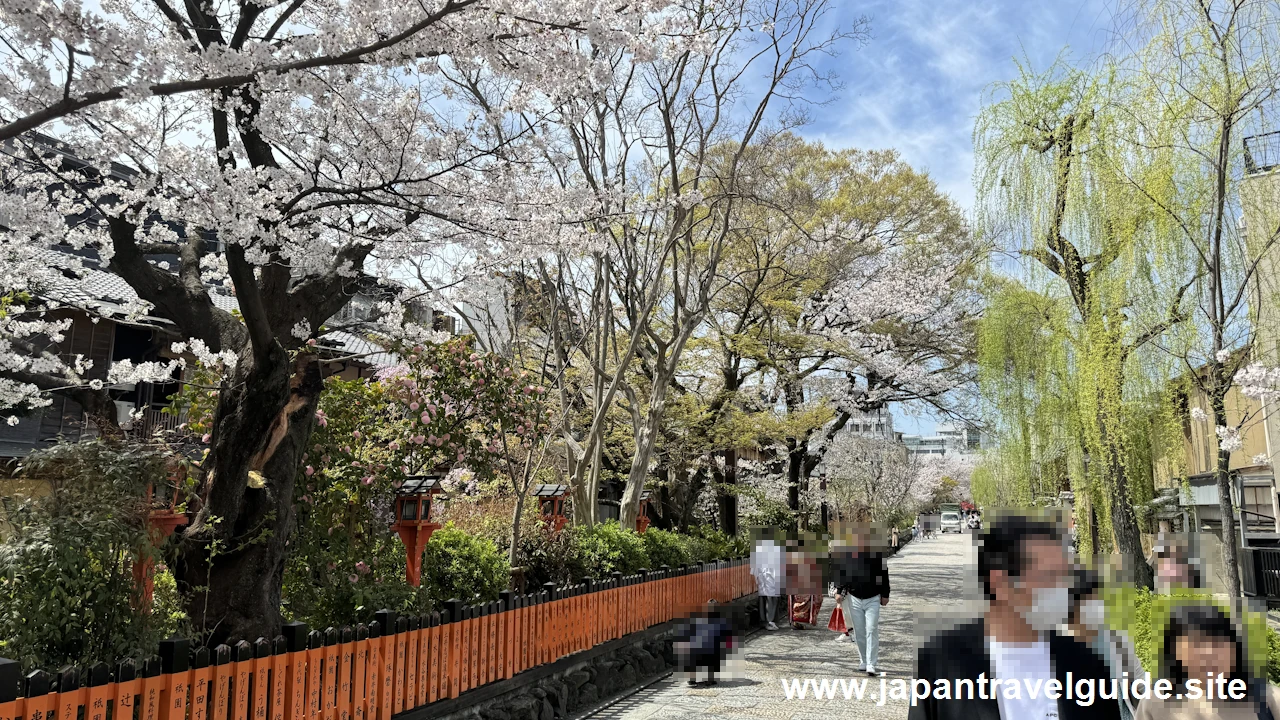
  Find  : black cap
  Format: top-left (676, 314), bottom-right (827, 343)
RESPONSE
top-left (159, 638), bottom-right (190, 673)
top-left (282, 622), bottom-right (309, 652)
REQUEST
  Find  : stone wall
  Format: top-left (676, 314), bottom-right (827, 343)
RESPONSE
top-left (407, 593), bottom-right (760, 720)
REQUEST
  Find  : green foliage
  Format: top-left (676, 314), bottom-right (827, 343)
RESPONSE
top-left (0, 441), bottom-right (184, 671)
top-left (678, 526), bottom-right (743, 563)
top-left (419, 525), bottom-right (509, 606)
top-left (283, 337), bottom-right (543, 626)
top-left (640, 528), bottom-right (689, 569)
top-left (574, 521), bottom-right (649, 576)
top-left (1110, 587), bottom-right (1280, 684)
top-left (513, 523), bottom-right (588, 588)
top-left (741, 498), bottom-right (797, 534)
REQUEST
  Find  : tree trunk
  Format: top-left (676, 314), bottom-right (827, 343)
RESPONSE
top-left (177, 348), bottom-right (323, 644)
top-left (1095, 387), bottom-right (1153, 589)
top-left (716, 366), bottom-right (741, 535)
top-left (718, 447), bottom-right (739, 535)
top-left (620, 402), bottom-right (664, 530)
top-left (509, 493), bottom-right (526, 565)
top-left (1213, 392), bottom-right (1243, 598)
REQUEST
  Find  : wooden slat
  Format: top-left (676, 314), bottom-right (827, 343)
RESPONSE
top-left (337, 629), bottom-right (354, 720)
top-left (351, 626), bottom-right (369, 720)
top-left (321, 630), bottom-right (339, 720)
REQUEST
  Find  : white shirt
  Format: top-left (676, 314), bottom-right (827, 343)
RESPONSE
top-left (989, 640), bottom-right (1059, 720)
top-left (750, 540), bottom-right (783, 596)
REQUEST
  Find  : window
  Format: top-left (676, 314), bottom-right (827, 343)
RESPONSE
top-left (1243, 486), bottom-right (1274, 518)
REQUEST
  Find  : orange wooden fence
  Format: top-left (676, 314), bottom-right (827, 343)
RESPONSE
top-left (0, 560), bottom-right (755, 720)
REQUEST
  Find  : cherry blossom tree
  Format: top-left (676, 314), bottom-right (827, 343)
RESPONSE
top-left (0, 0), bottom-right (674, 641)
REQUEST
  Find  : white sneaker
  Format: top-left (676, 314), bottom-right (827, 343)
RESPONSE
top-left (866, 665), bottom-right (876, 676)
top-left (834, 633), bottom-right (851, 643)
top-left (766, 622), bottom-right (779, 631)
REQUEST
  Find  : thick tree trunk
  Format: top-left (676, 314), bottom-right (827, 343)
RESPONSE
top-left (718, 447), bottom-right (739, 535)
top-left (621, 403), bottom-right (664, 530)
top-left (1095, 389), bottom-right (1153, 590)
top-left (177, 348), bottom-right (322, 644)
top-left (716, 366), bottom-right (741, 535)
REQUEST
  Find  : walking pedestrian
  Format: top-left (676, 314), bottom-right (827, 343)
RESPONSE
top-left (891, 526), bottom-right (900, 550)
top-left (786, 536), bottom-right (824, 629)
top-left (832, 526), bottom-right (890, 675)
top-left (1066, 570), bottom-right (1144, 720)
top-left (750, 529), bottom-right (784, 631)
top-left (907, 514), bottom-right (1119, 720)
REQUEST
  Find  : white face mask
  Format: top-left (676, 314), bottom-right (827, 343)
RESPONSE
top-left (1079, 599), bottom-right (1106, 629)
top-left (1018, 585), bottom-right (1072, 633)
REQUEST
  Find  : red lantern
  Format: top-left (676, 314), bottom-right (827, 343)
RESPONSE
top-left (533, 483), bottom-right (569, 532)
top-left (134, 464), bottom-right (188, 611)
top-left (636, 489), bottom-right (652, 533)
top-left (392, 475), bottom-right (444, 587)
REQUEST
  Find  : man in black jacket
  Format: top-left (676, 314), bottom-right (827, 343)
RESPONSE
top-left (832, 528), bottom-right (891, 675)
top-left (908, 515), bottom-right (1119, 720)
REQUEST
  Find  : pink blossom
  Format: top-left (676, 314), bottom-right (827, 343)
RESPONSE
top-left (353, 430), bottom-right (362, 439)
top-left (388, 441), bottom-right (400, 451)
top-left (202, 433), bottom-right (211, 443)
top-left (413, 345), bottom-right (424, 353)
top-left (315, 410), bottom-right (328, 427)
top-left (412, 435), bottom-right (425, 445)
top-left (307, 339), bottom-right (317, 347)
top-left (305, 465), bottom-right (315, 476)
top-left (427, 403), bottom-right (437, 415)
top-left (441, 433), bottom-right (450, 442)
top-left (422, 414), bottom-right (431, 424)
top-left (409, 402), bottom-right (419, 411)
top-left (349, 574), bottom-right (358, 583)
top-left (361, 476), bottom-right (374, 485)
top-left (356, 561), bottom-right (369, 573)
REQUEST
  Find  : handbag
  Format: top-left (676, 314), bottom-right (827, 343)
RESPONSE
top-left (827, 604), bottom-right (848, 633)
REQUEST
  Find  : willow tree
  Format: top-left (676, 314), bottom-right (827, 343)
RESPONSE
top-left (1105, 0), bottom-right (1280, 598)
top-left (975, 63), bottom-right (1196, 588)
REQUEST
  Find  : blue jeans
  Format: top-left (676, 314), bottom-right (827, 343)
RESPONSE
top-left (842, 594), bottom-right (881, 668)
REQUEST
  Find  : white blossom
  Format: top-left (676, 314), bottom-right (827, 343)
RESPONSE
top-left (1190, 407), bottom-right (1208, 422)
top-left (1216, 425), bottom-right (1244, 453)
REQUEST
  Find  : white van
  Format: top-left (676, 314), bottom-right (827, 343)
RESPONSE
top-left (940, 511), bottom-right (963, 533)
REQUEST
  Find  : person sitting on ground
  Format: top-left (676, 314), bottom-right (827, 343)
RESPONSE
top-left (673, 600), bottom-right (736, 686)
top-left (908, 514), bottom-right (1119, 720)
top-left (1135, 603), bottom-right (1280, 720)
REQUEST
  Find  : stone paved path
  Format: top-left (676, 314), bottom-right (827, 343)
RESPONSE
top-left (582, 532), bottom-right (973, 720)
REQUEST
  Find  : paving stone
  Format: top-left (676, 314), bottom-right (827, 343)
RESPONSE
top-left (580, 534), bottom-right (971, 719)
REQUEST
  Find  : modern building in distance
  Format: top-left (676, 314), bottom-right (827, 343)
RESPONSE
top-left (900, 422), bottom-right (983, 458)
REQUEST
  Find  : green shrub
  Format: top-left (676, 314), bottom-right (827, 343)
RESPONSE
top-left (680, 526), bottom-right (742, 563)
top-left (1114, 586), bottom-right (1280, 683)
top-left (514, 522), bottom-right (588, 588)
top-left (0, 441), bottom-right (184, 671)
top-left (575, 521), bottom-right (649, 576)
top-left (640, 528), bottom-right (689, 569)
top-left (420, 525), bottom-right (509, 605)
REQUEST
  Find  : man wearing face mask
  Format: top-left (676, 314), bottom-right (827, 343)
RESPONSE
top-left (908, 515), bottom-right (1119, 720)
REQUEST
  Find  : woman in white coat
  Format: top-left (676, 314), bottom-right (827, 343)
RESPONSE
top-left (751, 532), bottom-right (784, 630)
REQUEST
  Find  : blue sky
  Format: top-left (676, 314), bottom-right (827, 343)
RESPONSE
top-left (796, 0), bottom-right (1113, 435)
